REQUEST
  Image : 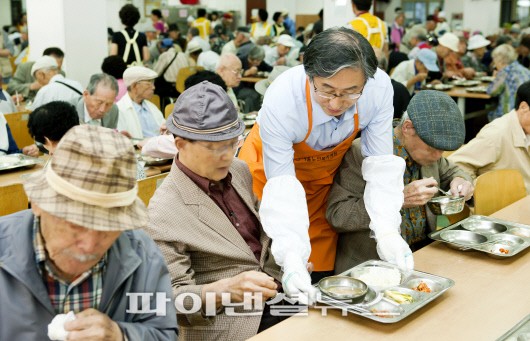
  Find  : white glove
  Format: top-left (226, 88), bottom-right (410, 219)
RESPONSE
top-left (282, 252), bottom-right (318, 305)
top-left (362, 155), bottom-right (414, 271)
top-left (375, 231), bottom-right (414, 271)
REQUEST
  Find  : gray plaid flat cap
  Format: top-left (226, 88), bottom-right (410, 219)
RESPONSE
top-left (407, 90), bottom-right (465, 151)
top-left (166, 81), bottom-right (244, 141)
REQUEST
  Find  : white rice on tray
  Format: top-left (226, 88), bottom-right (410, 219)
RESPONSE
top-left (356, 267), bottom-right (401, 287)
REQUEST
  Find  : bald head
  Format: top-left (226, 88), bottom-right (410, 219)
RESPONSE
top-left (216, 53), bottom-right (242, 88)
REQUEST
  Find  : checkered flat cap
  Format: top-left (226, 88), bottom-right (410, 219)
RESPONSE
top-left (24, 125), bottom-right (147, 231)
top-left (407, 90), bottom-right (465, 151)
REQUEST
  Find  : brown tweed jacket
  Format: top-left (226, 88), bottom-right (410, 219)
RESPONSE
top-left (145, 158), bottom-right (281, 341)
top-left (327, 138), bottom-right (473, 274)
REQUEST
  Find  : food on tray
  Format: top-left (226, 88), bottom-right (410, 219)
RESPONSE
top-left (370, 308), bottom-right (399, 318)
top-left (413, 281), bottom-right (432, 293)
top-left (327, 287), bottom-right (364, 296)
top-left (498, 248), bottom-right (509, 254)
top-left (433, 84), bottom-right (453, 91)
top-left (384, 290), bottom-right (414, 304)
top-left (355, 267), bottom-right (401, 288)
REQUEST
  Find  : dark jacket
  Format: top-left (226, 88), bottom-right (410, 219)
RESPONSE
top-left (327, 138), bottom-right (473, 274)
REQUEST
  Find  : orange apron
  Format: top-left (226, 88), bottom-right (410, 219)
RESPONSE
top-left (239, 79), bottom-right (360, 271)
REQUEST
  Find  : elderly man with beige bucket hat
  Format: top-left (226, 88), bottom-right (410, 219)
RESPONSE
top-left (0, 125), bottom-right (177, 340)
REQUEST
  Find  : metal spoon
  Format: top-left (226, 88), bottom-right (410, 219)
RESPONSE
top-left (437, 187), bottom-right (453, 197)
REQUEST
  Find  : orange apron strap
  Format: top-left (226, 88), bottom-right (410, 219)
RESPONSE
top-left (303, 79), bottom-right (313, 142)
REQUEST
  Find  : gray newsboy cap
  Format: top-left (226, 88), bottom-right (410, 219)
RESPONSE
top-left (166, 81), bottom-right (245, 141)
top-left (407, 90), bottom-right (465, 151)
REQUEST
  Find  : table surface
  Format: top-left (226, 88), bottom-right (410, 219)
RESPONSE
top-left (444, 85), bottom-right (492, 99)
top-left (0, 156), bottom-right (173, 187)
top-left (249, 196), bottom-right (530, 341)
top-left (241, 76), bottom-right (265, 83)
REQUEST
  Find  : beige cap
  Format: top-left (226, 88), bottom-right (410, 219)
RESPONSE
top-left (31, 56), bottom-right (58, 76)
top-left (123, 66), bottom-right (158, 86)
top-left (438, 32), bottom-right (459, 52)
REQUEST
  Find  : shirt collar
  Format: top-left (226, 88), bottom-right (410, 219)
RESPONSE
top-left (50, 74), bottom-right (64, 83)
top-left (174, 154), bottom-right (233, 194)
top-left (132, 100), bottom-right (148, 111)
top-left (83, 103), bottom-right (101, 124)
top-left (393, 131), bottom-right (418, 169)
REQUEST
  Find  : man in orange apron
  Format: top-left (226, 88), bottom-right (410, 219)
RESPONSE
top-left (239, 27), bottom-right (413, 304)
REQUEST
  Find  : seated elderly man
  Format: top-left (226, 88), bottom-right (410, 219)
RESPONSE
top-left (222, 27), bottom-right (253, 58)
top-left (240, 45), bottom-right (273, 77)
top-left (461, 34), bottom-right (491, 73)
top-left (327, 90), bottom-right (474, 273)
top-left (31, 56), bottom-right (83, 109)
top-left (145, 81), bottom-right (284, 340)
top-left (0, 125), bottom-right (177, 340)
top-left (391, 49), bottom-right (440, 95)
top-left (449, 81), bottom-right (530, 194)
top-left (73, 73), bottom-right (119, 128)
top-left (153, 39), bottom-right (191, 99)
top-left (264, 34), bottom-right (296, 67)
top-left (435, 33), bottom-right (475, 80)
top-left (7, 47), bottom-right (65, 101)
top-left (216, 53), bottom-right (243, 111)
top-left (117, 66), bottom-right (165, 140)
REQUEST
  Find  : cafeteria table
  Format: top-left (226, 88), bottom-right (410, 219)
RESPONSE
top-left (444, 85), bottom-right (491, 117)
top-left (241, 76), bottom-right (265, 83)
top-left (0, 156), bottom-right (174, 214)
top-left (249, 196), bottom-right (530, 341)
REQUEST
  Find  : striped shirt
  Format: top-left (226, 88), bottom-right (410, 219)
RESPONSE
top-left (33, 218), bottom-right (107, 314)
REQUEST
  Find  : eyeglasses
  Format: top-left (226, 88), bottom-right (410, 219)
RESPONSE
top-left (230, 69), bottom-right (243, 77)
top-left (195, 136), bottom-right (244, 156)
top-left (313, 83), bottom-right (363, 101)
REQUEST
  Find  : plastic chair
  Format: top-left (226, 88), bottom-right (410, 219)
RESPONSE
top-left (474, 169), bottom-right (527, 216)
top-left (176, 66), bottom-right (204, 94)
top-left (164, 103), bottom-right (175, 119)
top-left (150, 94), bottom-right (161, 110)
top-left (137, 173), bottom-right (169, 206)
top-left (0, 183), bottom-right (29, 216)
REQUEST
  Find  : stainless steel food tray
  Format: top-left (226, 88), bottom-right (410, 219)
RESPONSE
top-left (316, 260), bottom-right (454, 323)
top-left (0, 154), bottom-right (43, 172)
top-left (497, 314), bottom-right (530, 340)
top-left (429, 215), bottom-right (530, 258)
top-left (138, 155), bottom-right (173, 166)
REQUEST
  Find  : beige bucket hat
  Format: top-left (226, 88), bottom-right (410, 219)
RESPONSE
top-left (23, 125), bottom-right (147, 231)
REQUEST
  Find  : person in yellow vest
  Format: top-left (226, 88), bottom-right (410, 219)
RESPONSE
top-left (192, 8), bottom-right (211, 40)
top-left (251, 9), bottom-right (272, 39)
top-left (239, 27), bottom-right (412, 304)
top-left (348, 0), bottom-right (388, 55)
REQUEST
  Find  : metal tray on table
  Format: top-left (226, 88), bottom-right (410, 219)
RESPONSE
top-left (316, 260), bottom-right (454, 323)
top-left (429, 215), bottom-right (530, 258)
top-left (497, 314), bottom-right (530, 340)
top-left (0, 154), bottom-right (43, 172)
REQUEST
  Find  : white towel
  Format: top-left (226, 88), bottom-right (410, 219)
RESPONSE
top-left (48, 311), bottom-right (76, 341)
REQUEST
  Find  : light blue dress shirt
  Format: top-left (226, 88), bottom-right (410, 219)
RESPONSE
top-left (132, 101), bottom-right (160, 138)
top-left (256, 64), bottom-right (394, 179)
